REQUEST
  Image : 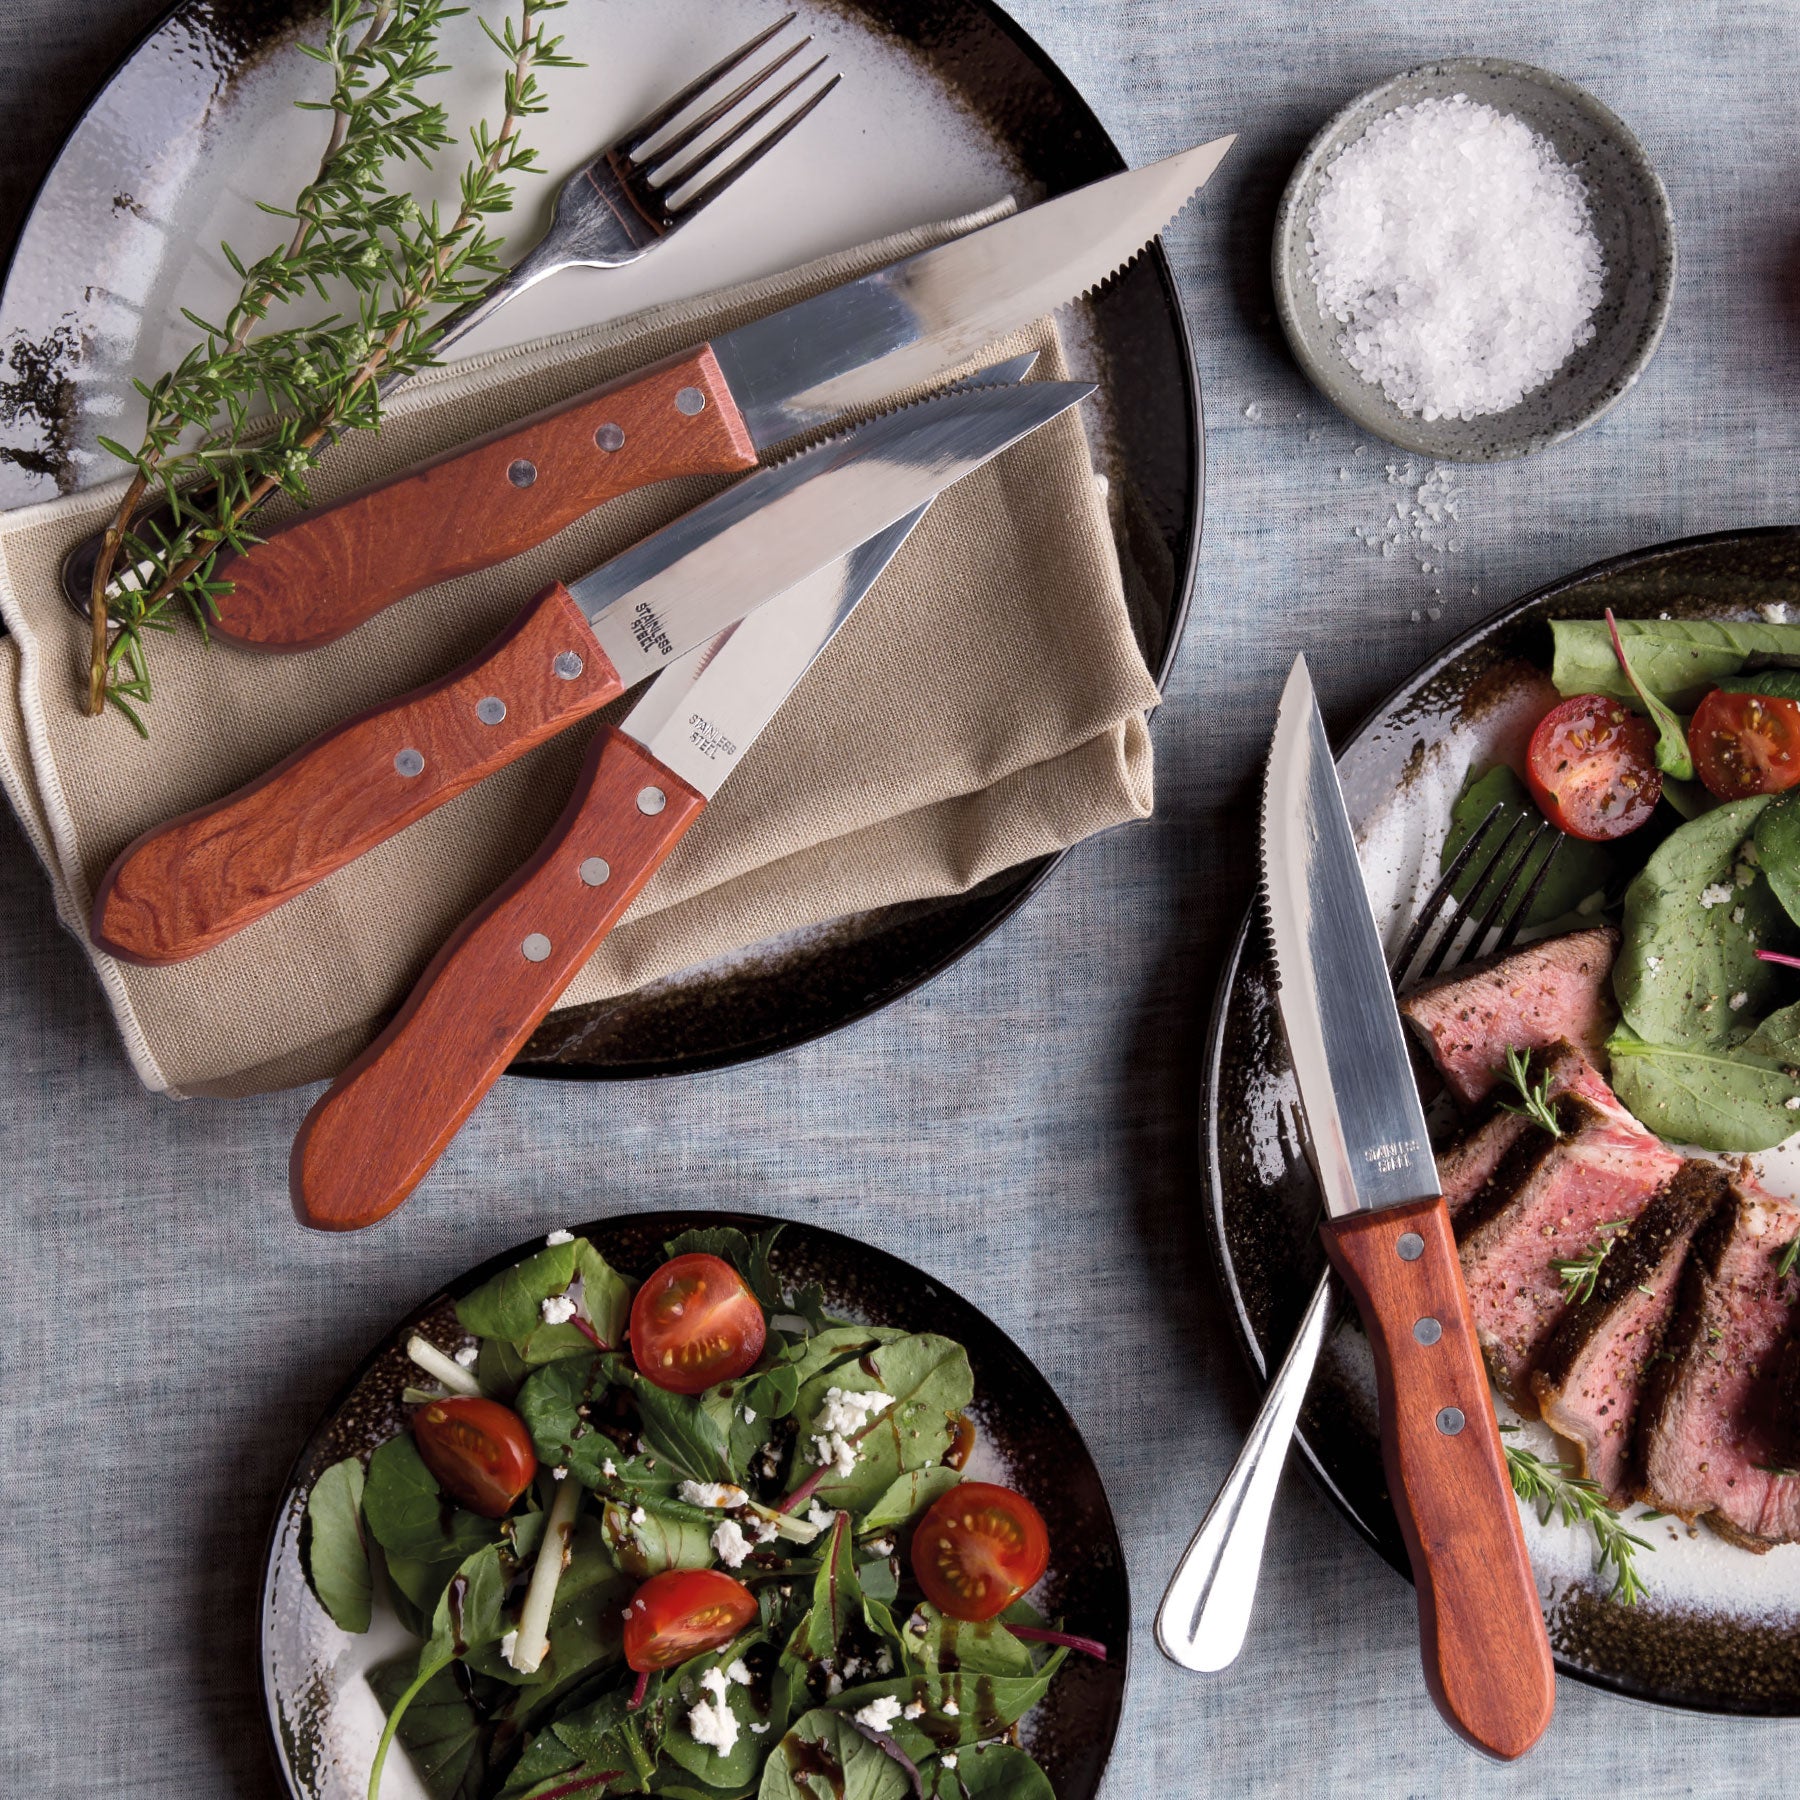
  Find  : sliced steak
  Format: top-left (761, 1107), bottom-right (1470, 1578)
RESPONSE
top-left (1639, 1173), bottom-right (1800, 1549)
top-left (1530, 1161), bottom-right (1731, 1502)
top-left (1401, 925), bottom-right (1620, 1107)
top-left (1456, 1058), bottom-right (1683, 1412)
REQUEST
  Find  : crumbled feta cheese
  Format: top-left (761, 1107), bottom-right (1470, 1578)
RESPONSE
top-left (854, 1695), bottom-right (905, 1734)
top-left (452, 1342), bottom-right (479, 1368)
top-left (1731, 991), bottom-right (1750, 1011)
top-left (942, 1753), bottom-right (958, 1771)
top-left (903, 1701), bottom-right (926, 1720)
top-left (740, 1405), bottom-right (757, 1424)
top-left (825, 1672), bottom-right (844, 1697)
top-left (806, 1501), bottom-right (838, 1532)
top-left (941, 1700), bottom-right (959, 1717)
top-left (679, 1480), bottom-right (749, 1509)
top-left (727, 1659), bottom-right (752, 1686)
top-left (630, 1505), bottom-right (647, 1525)
top-left (1700, 883), bottom-right (1734, 910)
top-left (808, 1386), bottom-right (894, 1477)
top-left (688, 1667), bottom-right (740, 1755)
top-left (500, 1630), bottom-right (524, 1670)
top-left (875, 1648), bottom-right (894, 1675)
top-left (750, 1722), bottom-right (770, 1735)
top-left (552, 1465), bottom-right (568, 1481)
top-left (1737, 862), bottom-right (1758, 889)
top-left (866, 1537), bottom-right (894, 1557)
top-left (712, 1519), bottom-right (752, 1568)
top-left (540, 1292), bottom-right (578, 1325)
top-left (602, 1458), bottom-right (619, 1479)
top-left (1762, 602), bottom-right (1790, 624)
top-left (1733, 907), bottom-right (1747, 926)
top-left (750, 1514), bottom-right (780, 1544)
top-left (545, 1228), bottom-right (574, 1245)
top-left (1646, 955), bottom-right (1663, 972)
top-left (1787, 1097), bottom-right (1800, 1111)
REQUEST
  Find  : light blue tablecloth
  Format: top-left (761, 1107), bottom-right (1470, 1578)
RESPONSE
top-left (4, 1), bottom-right (1799, 1793)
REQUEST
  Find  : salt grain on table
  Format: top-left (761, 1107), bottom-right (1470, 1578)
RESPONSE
top-left (1307, 94), bottom-right (1604, 420)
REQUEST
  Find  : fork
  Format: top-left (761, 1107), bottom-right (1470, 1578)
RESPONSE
top-left (61, 14), bottom-right (839, 614)
top-left (1155, 799), bottom-right (1562, 1673)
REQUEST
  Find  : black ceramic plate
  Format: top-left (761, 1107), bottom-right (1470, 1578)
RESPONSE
top-left (1205, 527), bottom-right (1800, 1715)
top-left (0, 0), bottom-right (1201, 1082)
top-left (260, 1211), bottom-right (1129, 1797)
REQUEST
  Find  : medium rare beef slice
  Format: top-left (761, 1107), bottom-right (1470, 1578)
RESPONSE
top-left (1638, 1174), bottom-right (1800, 1549)
top-left (1400, 925), bottom-right (1619, 1107)
top-left (1530, 1161), bottom-right (1731, 1502)
top-left (1456, 1073), bottom-right (1683, 1412)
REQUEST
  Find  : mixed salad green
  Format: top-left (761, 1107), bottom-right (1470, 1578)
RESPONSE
top-left (300, 1226), bottom-right (1096, 1800)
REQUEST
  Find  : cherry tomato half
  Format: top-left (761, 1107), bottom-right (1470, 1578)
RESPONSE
top-left (412, 1396), bottom-right (537, 1519)
top-left (911, 1481), bottom-right (1050, 1622)
top-left (630, 1252), bottom-right (766, 1395)
top-left (622, 1568), bottom-right (758, 1671)
top-left (1524, 694), bottom-right (1661, 841)
top-left (1689, 688), bottom-right (1800, 800)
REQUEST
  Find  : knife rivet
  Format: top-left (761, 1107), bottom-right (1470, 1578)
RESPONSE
top-left (580, 857), bottom-right (611, 887)
top-left (1413, 1316), bottom-right (1442, 1346)
top-left (394, 748), bottom-right (425, 778)
top-left (521, 933), bottom-right (552, 962)
top-left (595, 423), bottom-right (625, 451)
top-left (1436, 1406), bottom-right (1465, 1436)
top-left (507, 458), bottom-right (538, 487)
top-left (1396, 1231), bottom-right (1425, 1262)
top-left (553, 651), bottom-right (585, 680)
top-left (674, 386), bottom-right (706, 416)
top-left (637, 785), bottom-right (667, 815)
top-left (475, 695), bottom-right (507, 726)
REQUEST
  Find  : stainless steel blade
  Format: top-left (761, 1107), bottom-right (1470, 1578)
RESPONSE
top-left (1261, 656), bottom-right (1439, 1218)
top-left (574, 378), bottom-right (1093, 687)
top-left (710, 135), bottom-right (1235, 439)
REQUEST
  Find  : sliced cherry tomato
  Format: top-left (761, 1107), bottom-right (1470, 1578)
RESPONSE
top-left (1524, 694), bottom-right (1661, 840)
top-left (630, 1252), bottom-right (766, 1395)
top-left (412, 1396), bottom-right (537, 1519)
top-left (911, 1481), bottom-right (1050, 1622)
top-left (622, 1568), bottom-right (758, 1671)
top-left (1689, 688), bottom-right (1800, 799)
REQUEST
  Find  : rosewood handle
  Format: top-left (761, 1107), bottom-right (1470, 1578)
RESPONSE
top-left (210, 345), bottom-right (758, 651)
top-left (1322, 1196), bottom-right (1555, 1762)
top-left (291, 726), bottom-right (706, 1230)
top-left (90, 582), bottom-right (623, 965)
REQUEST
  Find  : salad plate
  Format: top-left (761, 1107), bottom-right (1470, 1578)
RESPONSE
top-left (259, 1211), bottom-right (1129, 1798)
top-left (0, 0), bottom-right (1202, 1081)
top-left (1205, 525), bottom-right (1800, 1715)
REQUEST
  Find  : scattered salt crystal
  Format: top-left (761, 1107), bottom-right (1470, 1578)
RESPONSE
top-left (1762, 603), bottom-right (1790, 624)
top-left (1786, 1097), bottom-right (1800, 1111)
top-left (1730, 991), bottom-right (1750, 1011)
top-left (1307, 94), bottom-right (1604, 419)
top-left (1244, 402), bottom-right (1262, 420)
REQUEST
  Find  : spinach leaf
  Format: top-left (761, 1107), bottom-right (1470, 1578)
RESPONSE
top-left (758, 1708), bottom-right (913, 1800)
top-left (546, 1679), bottom-right (664, 1787)
top-left (923, 1744), bottom-right (1054, 1800)
top-left (860, 1469), bottom-right (962, 1536)
top-left (302, 1455), bottom-right (371, 1633)
top-left (466, 1518), bottom-right (628, 1690)
top-left (782, 1326), bottom-right (907, 1396)
top-left (515, 1354), bottom-right (624, 1488)
top-left (362, 1434), bottom-right (500, 1564)
top-left (620, 1363), bottom-right (734, 1484)
top-left (664, 1225), bottom-right (784, 1308)
top-left (365, 1656), bottom-right (493, 1800)
top-left (1552, 618), bottom-right (1800, 709)
top-left (1615, 797), bottom-right (1789, 1048)
top-left (1755, 790), bottom-right (1800, 927)
top-left (476, 1334), bottom-right (531, 1402)
top-left (512, 1241), bottom-right (639, 1366)
top-left (828, 1647), bottom-right (1068, 1755)
top-left (492, 1728), bottom-right (585, 1800)
top-left (661, 1639), bottom-right (784, 1790)
top-left (1608, 1012), bottom-right (1800, 1151)
top-left (715, 1361), bottom-right (801, 1480)
top-left (1719, 670), bottom-right (1800, 704)
top-left (784, 1284), bottom-right (838, 1336)
top-left (776, 1516), bottom-right (904, 1724)
top-left (1442, 765), bottom-right (1617, 926)
top-left (1604, 611), bottom-right (1694, 780)
top-left (456, 1241), bottom-right (580, 1342)
top-left (897, 1604), bottom-right (1034, 1679)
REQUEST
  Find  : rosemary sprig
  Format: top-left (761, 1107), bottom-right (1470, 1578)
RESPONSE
top-left (1778, 1238), bottom-right (1799, 1280)
top-left (87, 0), bottom-right (577, 731)
top-left (1496, 1045), bottom-right (1563, 1138)
top-left (1505, 1443), bottom-right (1653, 1605)
top-left (1551, 1221), bottom-right (1629, 1304)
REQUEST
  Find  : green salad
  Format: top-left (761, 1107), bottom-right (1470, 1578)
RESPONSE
top-left (301, 1226), bottom-right (1098, 1800)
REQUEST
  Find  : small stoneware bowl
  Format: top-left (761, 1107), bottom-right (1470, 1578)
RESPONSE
top-left (1272, 57), bottom-right (1675, 461)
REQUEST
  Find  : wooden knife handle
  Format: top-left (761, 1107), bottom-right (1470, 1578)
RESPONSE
top-left (292, 726), bottom-right (706, 1230)
top-left (1322, 1196), bottom-right (1555, 1761)
top-left (90, 581), bottom-right (623, 965)
top-left (210, 345), bottom-right (757, 651)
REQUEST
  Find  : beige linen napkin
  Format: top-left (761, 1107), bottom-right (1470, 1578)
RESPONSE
top-left (0, 205), bottom-right (1159, 1097)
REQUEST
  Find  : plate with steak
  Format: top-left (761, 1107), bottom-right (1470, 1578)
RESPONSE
top-left (1206, 527), bottom-right (1800, 1715)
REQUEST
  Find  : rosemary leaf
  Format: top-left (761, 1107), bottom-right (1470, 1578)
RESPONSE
top-left (1506, 1445), bottom-right (1653, 1605)
top-left (1496, 1045), bottom-right (1565, 1140)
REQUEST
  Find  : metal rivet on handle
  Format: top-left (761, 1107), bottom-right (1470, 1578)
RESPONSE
top-left (1436, 1406), bottom-right (1465, 1436)
top-left (553, 650), bottom-right (584, 680)
top-left (595, 423), bottom-right (625, 451)
top-left (507, 458), bottom-right (537, 487)
top-left (637, 786), bottom-right (667, 816)
top-left (1413, 1316), bottom-right (1442, 1346)
top-left (1396, 1231), bottom-right (1425, 1261)
top-left (521, 933), bottom-right (552, 962)
top-left (475, 695), bottom-right (506, 726)
top-left (674, 386), bottom-right (706, 416)
top-left (394, 748), bottom-right (425, 778)
top-left (579, 857), bottom-right (611, 887)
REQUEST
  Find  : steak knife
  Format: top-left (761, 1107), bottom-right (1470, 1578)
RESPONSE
top-left (200, 135), bottom-right (1233, 650)
top-left (90, 373), bottom-right (1090, 965)
top-left (1252, 656), bottom-right (1555, 1760)
top-left (291, 503), bottom-right (934, 1231)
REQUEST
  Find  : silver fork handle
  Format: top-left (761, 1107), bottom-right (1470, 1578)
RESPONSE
top-left (1155, 1269), bottom-right (1337, 1672)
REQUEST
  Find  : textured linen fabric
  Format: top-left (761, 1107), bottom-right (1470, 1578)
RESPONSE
top-left (0, 213), bottom-right (1155, 1097)
top-left (4, 3), bottom-right (1800, 1798)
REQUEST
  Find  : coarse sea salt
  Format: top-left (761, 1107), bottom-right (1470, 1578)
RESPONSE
top-left (1307, 94), bottom-right (1604, 420)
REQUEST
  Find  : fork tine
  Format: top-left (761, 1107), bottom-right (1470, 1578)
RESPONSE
top-left (1490, 826), bottom-right (1564, 954)
top-left (653, 56), bottom-right (831, 194)
top-left (1463, 818), bottom-right (1554, 954)
top-left (1388, 802), bottom-right (1505, 986)
top-left (1414, 812), bottom-right (1535, 983)
top-left (666, 70), bottom-right (841, 218)
top-left (617, 13), bottom-right (800, 153)
top-left (637, 38), bottom-right (812, 175)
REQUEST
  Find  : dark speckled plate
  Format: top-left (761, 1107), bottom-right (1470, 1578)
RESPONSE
top-left (260, 1211), bottom-right (1128, 1797)
top-left (1, 0), bottom-right (1201, 1081)
top-left (1205, 528), bottom-right (1800, 1716)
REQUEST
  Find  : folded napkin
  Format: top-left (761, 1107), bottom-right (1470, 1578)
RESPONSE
top-left (0, 205), bottom-right (1159, 1097)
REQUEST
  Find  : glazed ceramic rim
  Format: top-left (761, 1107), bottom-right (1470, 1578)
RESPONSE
top-left (1271, 55), bottom-right (1677, 462)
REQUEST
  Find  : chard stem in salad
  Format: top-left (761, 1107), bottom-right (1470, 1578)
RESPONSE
top-left (405, 1333), bottom-right (481, 1397)
top-left (507, 1473), bottom-right (581, 1674)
